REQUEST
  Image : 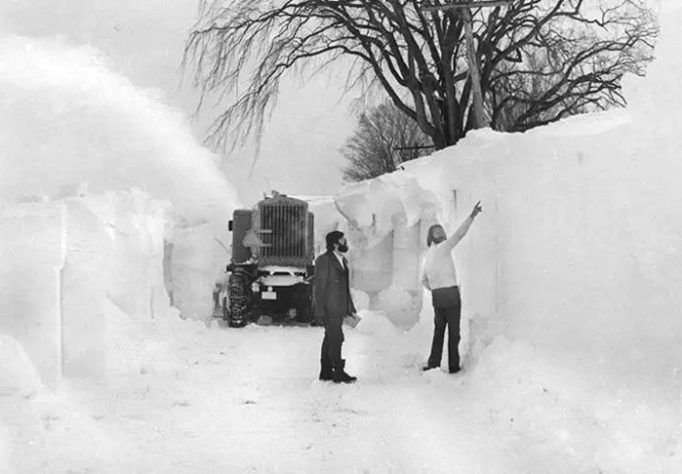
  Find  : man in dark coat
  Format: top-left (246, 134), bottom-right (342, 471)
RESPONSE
top-left (314, 230), bottom-right (358, 383)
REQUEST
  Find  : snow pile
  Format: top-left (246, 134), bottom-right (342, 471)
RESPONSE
top-left (350, 288), bottom-right (370, 311)
top-left (0, 202), bottom-right (65, 387)
top-left (346, 303), bottom-right (682, 472)
top-left (0, 41), bottom-right (244, 471)
top-left (2, 4), bottom-right (682, 473)
top-left (0, 35), bottom-right (241, 319)
top-left (0, 334), bottom-right (47, 474)
top-left (0, 34), bottom-right (242, 468)
top-left (374, 285), bottom-right (419, 329)
top-left (337, 173), bottom-right (440, 245)
top-left (0, 334), bottom-right (43, 400)
top-left (336, 7), bottom-right (682, 384)
top-left (331, 2), bottom-right (682, 467)
top-left (61, 191), bottom-right (172, 379)
top-left (0, 190), bottom-right (174, 386)
top-left (36, 309), bottom-right (212, 473)
top-left (354, 309), bottom-right (398, 340)
top-left (460, 337), bottom-right (682, 472)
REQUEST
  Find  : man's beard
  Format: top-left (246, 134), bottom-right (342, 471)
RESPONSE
top-left (337, 243), bottom-right (349, 253)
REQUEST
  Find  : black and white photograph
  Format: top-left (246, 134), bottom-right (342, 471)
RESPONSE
top-left (1, 0), bottom-right (680, 472)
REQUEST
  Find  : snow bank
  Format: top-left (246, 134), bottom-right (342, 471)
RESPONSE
top-left (335, 5), bottom-right (682, 394)
top-left (350, 288), bottom-right (370, 311)
top-left (0, 334), bottom-right (47, 473)
top-left (344, 303), bottom-right (682, 472)
top-left (0, 35), bottom-right (241, 320)
top-left (0, 190), bottom-right (173, 384)
top-left (459, 336), bottom-right (682, 473)
top-left (61, 191), bottom-right (172, 378)
top-left (375, 285), bottom-right (419, 329)
top-left (0, 202), bottom-right (65, 387)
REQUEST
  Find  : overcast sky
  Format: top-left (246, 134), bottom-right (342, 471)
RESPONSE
top-left (2, 0), bottom-right (661, 205)
top-left (0, 0), bottom-right (355, 204)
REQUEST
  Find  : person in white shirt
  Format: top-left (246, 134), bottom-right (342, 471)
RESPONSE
top-left (421, 201), bottom-right (482, 374)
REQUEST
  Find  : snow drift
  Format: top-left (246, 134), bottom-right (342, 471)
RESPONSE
top-left (324, 5), bottom-right (682, 470)
top-left (335, 0), bottom-right (682, 407)
top-left (0, 35), bottom-right (243, 471)
top-left (0, 35), bottom-right (241, 320)
top-left (1, 3), bottom-right (681, 473)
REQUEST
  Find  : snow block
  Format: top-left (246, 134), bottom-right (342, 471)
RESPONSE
top-left (375, 285), bottom-right (419, 329)
top-left (61, 191), bottom-right (172, 379)
top-left (0, 35), bottom-right (240, 322)
top-left (390, 214), bottom-right (421, 291)
top-left (0, 190), bottom-right (173, 383)
top-left (170, 223), bottom-right (219, 320)
top-left (350, 288), bottom-right (370, 311)
top-left (0, 202), bottom-right (65, 388)
top-left (60, 198), bottom-right (113, 378)
top-left (86, 191), bottom-right (171, 321)
top-left (349, 229), bottom-right (393, 293)
top-left (0, 334), bottom-right (46, 474)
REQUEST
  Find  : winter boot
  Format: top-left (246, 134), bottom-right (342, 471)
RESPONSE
top-left (332, 359), bottom-right (357, 384)
top-left (319, 358), bottom-right (333, 381)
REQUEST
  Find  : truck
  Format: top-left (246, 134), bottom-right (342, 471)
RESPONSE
top-left (222, 191), bottom-right (315, 327)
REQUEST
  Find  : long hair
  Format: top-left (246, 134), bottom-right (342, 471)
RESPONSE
top-left (426, 224), bottom-right (443, 247)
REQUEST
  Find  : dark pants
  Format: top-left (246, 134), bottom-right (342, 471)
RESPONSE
top-left (321, 317), bottom-right (345, 369)
top-left (428, 286), bottom-right (462, 371)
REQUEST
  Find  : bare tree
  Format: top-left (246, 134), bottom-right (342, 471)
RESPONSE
top-left (342, 101), bottom-right (431, 182)
top-left (487, 1), bottom-right (658, 131)
top-left (184, 0), bottom-right (657, 151)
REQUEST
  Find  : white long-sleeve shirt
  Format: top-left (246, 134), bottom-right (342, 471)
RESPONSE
top-left (422, 243), bottom-right (458, 290)
top-left (421, 214), bottom-right (475, 291)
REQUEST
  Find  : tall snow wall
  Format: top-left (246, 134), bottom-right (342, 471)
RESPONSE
top-left (335, 4), bottom-right (682, 390)
top-left (0, 36), bottom-right (241, 321)
top-left (0, 203), bottom-right (65, 387)
top-left (0, 190), bottom-right (171, 386)
top-left (0, 190), bottom-right (171, 472)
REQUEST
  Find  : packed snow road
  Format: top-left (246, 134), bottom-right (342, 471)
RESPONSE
top-left (41, 310), bottom-right (518, 474)
top-left (40, 308), bottom-right (682, 474)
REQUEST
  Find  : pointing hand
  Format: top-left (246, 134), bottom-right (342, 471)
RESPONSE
top-left (471, 200), bottom-right (483, 218)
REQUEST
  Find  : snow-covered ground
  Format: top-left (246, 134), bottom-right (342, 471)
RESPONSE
top-left (2, 1), bottom-right (682, 473)
top-left (22, 302), bottom-right (678, 474)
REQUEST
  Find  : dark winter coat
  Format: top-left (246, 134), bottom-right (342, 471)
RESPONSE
top-left (313, 250), bottom-right (356, 321)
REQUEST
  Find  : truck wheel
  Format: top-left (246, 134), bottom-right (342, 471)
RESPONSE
top-left (227, 271), bottom-right (250, 328)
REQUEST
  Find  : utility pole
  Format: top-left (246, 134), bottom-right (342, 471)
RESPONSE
top-left (422, 0), bottom-right (511, 129)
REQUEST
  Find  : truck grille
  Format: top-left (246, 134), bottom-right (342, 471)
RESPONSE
top-left (259, 197), bottom-right (309, 266)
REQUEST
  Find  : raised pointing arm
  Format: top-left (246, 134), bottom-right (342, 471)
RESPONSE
top-left (444, 200), bottom-right (483, 250)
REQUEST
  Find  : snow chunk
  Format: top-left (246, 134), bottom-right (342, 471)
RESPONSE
top-left (375, 285), bottom-right (419, 329)
top-left (350, 288), bottom-right (370, 311)
top-left (0, 333), bottom-right (43, 397)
